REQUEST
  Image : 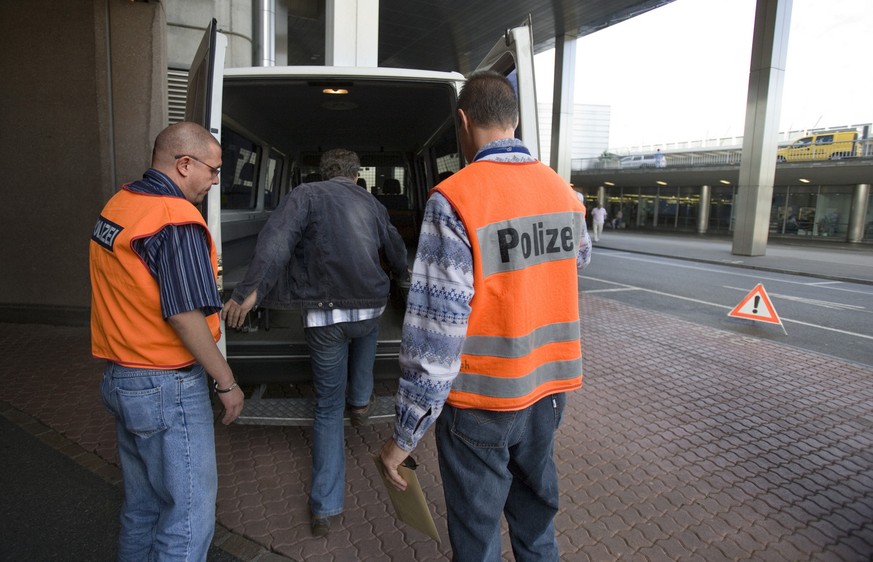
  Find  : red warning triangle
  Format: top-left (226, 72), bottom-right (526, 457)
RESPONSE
top-left (728, 283), bottom-right (781, 324)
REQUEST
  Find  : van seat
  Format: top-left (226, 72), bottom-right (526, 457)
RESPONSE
top-left (377, 178), bottom-right (408, 210)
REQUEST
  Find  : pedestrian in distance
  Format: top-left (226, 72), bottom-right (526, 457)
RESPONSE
top-left (379, 70), bottom-right (592, 561)
top-left (90, 121), bottom-right (244, 561)
top-left (591, 202), bottom-right (607, 241)
top-left (612, 208), bottom-right (623, 229)
top-left (222, 148), bottom-right (407, 537)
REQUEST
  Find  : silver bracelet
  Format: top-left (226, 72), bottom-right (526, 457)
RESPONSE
top-left (214, 381), bottom-right (239, 394)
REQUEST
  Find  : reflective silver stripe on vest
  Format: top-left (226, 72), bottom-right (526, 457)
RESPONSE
top-left (478, 211), bottom-right (583, 277)
top-left (452, 357), bottom-right (582, 399)
top-left (462, 320), bottom-right (580, 358)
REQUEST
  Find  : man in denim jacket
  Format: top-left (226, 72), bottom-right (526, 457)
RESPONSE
top-left (223, 148), bottom-right (407, 536)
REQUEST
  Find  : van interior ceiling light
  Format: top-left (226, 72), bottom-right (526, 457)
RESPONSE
top-left (322, 88), bottom-right (349, 95)
top-left (799, 178), bottom-right (811, 183)
top-left (604, 181), bottom-right (615, 186)
top-left (656, 180), bottom-right (667, 186)
top-left (720, 180), bottom-right (731, 185)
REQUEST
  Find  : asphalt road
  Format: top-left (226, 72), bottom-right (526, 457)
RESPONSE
top-left (581, 248), bottom-right (873, 367)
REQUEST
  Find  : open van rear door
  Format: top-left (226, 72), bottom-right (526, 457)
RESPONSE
top-left (186, 19), bottom-right (227, 348)
top-left (475, 17), bottom-right (540, 159)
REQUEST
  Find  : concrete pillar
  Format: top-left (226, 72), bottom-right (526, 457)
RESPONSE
top-left (166, 1), bottom-right (253, 69)
top-left (326, 0), bottom-right (379, 66)
top-left (253, 0), bottom-right (275, 66)
top-left (597, 185), bottom-right (606, 207)
top-left (698, 185), bottom-right (711, 234)
top-left (275, 0), bottom-right (288, 65)
top-left (732, 0), bottom-right (792, 256)
top-left (847, 184), bottom-right (870, 243)
top-left (550, 34), bottom-right (577, 182)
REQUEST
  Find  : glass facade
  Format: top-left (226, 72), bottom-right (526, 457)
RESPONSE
top-left (677, 186), bottom-right (699, 231)
top-left (604, 188), bottom-right (635, 230)
top-left (588, 183), bottom-right (866, 242)
top-left (602, 186), bottom-right (699, 231)
top-left (771, 184), bottom-right (854, 238)
top-left (709, 186), bottom-right (735, 233)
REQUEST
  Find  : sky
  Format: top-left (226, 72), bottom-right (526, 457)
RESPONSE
top-left (534, 0), bottom-right (873, 150)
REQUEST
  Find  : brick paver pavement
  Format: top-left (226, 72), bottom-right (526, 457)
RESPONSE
top-left (2, 293), bottom-right (871, 561)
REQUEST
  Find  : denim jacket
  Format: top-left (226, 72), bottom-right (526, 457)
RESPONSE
top-left (231, 177), bottom-right (407, 310)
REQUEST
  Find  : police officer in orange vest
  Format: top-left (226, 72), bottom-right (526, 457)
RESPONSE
top-left (90, 121), bottom-right (244, 561)
top-left (380, 71), bottom-right (591, 561)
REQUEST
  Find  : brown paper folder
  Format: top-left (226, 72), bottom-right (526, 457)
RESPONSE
top-left (372, 454), bottom-right (440, 541)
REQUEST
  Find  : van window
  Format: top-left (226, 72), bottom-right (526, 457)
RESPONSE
top-left (816, 135), bottom-right (833, 145)
top-left (221, 127), bottom-right (260, 210)
top-left (436, 153), bottom-right (460, 176)
top-left (264, 150), bottom-right (284, 209)
top-left (434, 124), bottom-right (461, 180)
top-left (357, 167), bottom-right (375, 193)
top-left (409, 121), bottom-right (459, 196)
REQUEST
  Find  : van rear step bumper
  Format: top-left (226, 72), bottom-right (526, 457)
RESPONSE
top-left (234, 395), bottom-right (396, 426)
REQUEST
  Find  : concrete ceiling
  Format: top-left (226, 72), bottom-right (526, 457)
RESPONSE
top-left (285, 0), bottom-right (674, 72)
top-left (571, 159), bottom-right (873, 191)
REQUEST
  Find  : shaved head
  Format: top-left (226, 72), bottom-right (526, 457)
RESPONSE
top-left (150, 121), bottom-right (222, 204)
top-left (152, 121), bottom-right (219, 168)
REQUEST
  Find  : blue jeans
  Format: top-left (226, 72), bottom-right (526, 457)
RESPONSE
top-left (100, 363), bottom-right (217, 562)
top-left (304, 317), bottom-right (380, 517)
top-left (435, 393), bottom-right (566, 562)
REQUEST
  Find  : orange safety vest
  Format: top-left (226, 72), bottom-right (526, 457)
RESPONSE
top-left (90, 188), bottom-right (220, 369)
top-left (435, 160), bottom-right (586, 411)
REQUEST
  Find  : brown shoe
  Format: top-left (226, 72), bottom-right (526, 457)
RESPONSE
top-left (311, 515), bottom-right (331, 537)
top-left (348, 394), bottom-right (374, 427)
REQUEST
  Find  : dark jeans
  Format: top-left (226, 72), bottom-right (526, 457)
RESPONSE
top-left (304, 317), bottom-right (380, 517)
top-left (435, 393), bottom-right (566, 562)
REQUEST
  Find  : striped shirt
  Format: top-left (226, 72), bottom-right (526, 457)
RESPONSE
top-left (127, 169), bottom-right (222, 320)
top-left (304, 306), bottom-right (386, 328)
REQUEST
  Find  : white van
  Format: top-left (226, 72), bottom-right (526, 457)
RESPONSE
top-left (186, 20), bottom-right (540, 424)
top-left (619, 154), bottom-right (658, 169)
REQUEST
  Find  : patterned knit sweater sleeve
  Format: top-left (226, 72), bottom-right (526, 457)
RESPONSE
top-left (392, 192), bottom-right (474, 452)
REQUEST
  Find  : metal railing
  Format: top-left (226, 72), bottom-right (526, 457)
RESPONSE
top-left (572, 137), bottom-right (873, 171)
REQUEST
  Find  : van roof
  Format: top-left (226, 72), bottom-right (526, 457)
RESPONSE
top-left (221, 66), bottom-right (464, 155)
top-left (224, 65), bottom-right (466, 83)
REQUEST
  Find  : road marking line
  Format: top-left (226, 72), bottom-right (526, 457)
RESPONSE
top-left (583, 287), bottom-right (641, 294)
top-left (584, 276), bottom-right (873, 341)
top-left (593, 250), bottom-right (873, 295)
top-left (723, 286), bottom-right (867, 311)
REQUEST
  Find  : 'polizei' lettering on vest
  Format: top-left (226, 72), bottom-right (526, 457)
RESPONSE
top-left (478, 211), bottom-right (583, 277)
top-left (92, 215), bottom-right (124, 251)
